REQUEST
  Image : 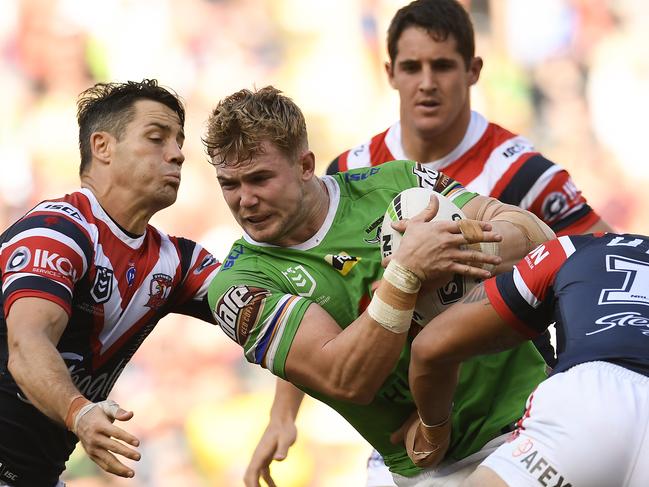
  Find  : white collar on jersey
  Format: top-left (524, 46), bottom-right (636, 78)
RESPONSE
top-left (242, 176), bottom-right (340, 251)
top-left (79, 188), bottom-right (147, 249)
top-left (385, 110), bottom-right (489, 170)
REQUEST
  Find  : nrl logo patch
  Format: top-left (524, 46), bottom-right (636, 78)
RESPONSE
top-left (282, 265), bottom-right (316, 297)
top-left (325, 252), bottom-right (360, 276)
top-left (146, 273), bottom-right (173, 309)
top-left (90, 266), bottom-right (114, 304)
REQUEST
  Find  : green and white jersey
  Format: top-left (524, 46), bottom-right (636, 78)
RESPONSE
top-left (208, 160), bottom-right (546, 477)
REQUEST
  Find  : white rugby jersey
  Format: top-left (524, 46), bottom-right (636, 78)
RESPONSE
top-left (328, 111), bottom-right (601, 235)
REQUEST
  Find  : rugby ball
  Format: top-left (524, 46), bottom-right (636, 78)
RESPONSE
top-left (380, 187), bottom-right (482, 327)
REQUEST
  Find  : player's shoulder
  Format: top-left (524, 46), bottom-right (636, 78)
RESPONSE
top-left (480, 121), bottom-right (539, 161)
top-left (330, 160), bottom-right (417, 197)
top-left (207, 240), bottom-right (282, 309)
top-left (1, 191), bottom-right (94, 244)
top-left (327, 125), bottom-right (394, 173)
top-left (26, 191), bottom-right (91, 224)
top-left (209, 239), bottom-right (265, 285)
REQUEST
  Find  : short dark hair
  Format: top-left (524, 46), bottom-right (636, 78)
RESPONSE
top-left (76, 79), bottom-right (185, 175)
top-left (387, 0), bottom-right (475, 68)
top-left (203, 86), bottom-right (308, 167)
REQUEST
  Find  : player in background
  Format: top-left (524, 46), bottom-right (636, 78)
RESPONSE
top-left (0, 80), bottom-right (221, 487)
top-left (205, 86), bottom-right (555, 486)
top-left (248, 1), bottom-right (614, 484)
top-left (407, 232), bottom-right (649, 486)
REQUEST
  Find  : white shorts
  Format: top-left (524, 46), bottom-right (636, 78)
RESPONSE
top-left (366, 449), bottom-right (397, 487)
top-left (366, 433), bottom-right (510, 487)
top-left (481, 361), bottom-right (649, 487)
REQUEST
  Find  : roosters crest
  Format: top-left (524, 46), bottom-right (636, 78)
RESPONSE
top-left (145, 273), bottom-right (173, 309)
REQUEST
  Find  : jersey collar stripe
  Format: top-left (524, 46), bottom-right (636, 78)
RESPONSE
top-left (242, 176), bottom-right (341, 251)
top-left (79, 188), bottom-right (146, 249)
top-left (428, 111), bottom-right (489, 169)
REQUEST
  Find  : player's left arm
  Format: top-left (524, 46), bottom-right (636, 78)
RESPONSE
top-left (409, 282), bottom-right (527, 427)
top-left (516, 156), bottom-right (614, 235)
top-left (168, 238), bottom-right (221, 323)
top-left (461, 195), bottom-right (556, 273)
top-left (401, 282), bottom-right (528, 468)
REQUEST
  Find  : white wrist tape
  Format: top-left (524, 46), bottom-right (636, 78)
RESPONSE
top-left (367, 261), bottom-right (420, 334)
top-left (73, 399), bottom-right (121, 434)
top-left (367, 297), bottom-right (414, 334)
top-left (383, 260), bottom-right (421, 293)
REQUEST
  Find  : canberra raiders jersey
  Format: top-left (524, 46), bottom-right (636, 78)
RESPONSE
top-left (328, 111), bottom-right (601, 235)
top-left (487, 233), bottom-right (649, 378)
top-left (209, 160), bottom-right (547, 477)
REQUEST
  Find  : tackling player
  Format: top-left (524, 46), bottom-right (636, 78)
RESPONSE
top-left (0, 80), bottom-right (221, 486)
top-left (407, 232), bottom-right (649, 486)
top-left (204, 85), bottom-right (555, 486)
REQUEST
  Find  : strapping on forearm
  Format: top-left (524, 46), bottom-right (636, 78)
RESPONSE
top-left (367, 260), bottom-right (420, 334)
top-left (472, 198), bottom-right (555, 249)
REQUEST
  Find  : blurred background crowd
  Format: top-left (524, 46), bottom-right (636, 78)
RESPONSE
top-left (0, 0), bottom-right (647, 485)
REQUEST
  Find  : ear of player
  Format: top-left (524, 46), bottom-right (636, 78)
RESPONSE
top-left (380, 188), bottom-right (500, 326)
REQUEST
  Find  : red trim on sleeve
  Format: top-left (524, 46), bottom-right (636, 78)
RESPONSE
top-left (4, 290), bottom-right (72, 318)
top-left (484, 278), bottom-right (539, 339)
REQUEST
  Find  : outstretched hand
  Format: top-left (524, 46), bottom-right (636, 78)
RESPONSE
top-left (74, 399), bottom-right (141, 478)
top-left (244, 418), bottom-right (298, 487)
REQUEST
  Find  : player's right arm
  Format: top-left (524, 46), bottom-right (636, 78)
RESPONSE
top-left (210, 202), bottom-right (502, 404)
top-left (0, 202), bottom-right (139, 477)
top-left (7, 297), bottom-right (80, 422)
top-left (7, 298), bottom-right (141, 477)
